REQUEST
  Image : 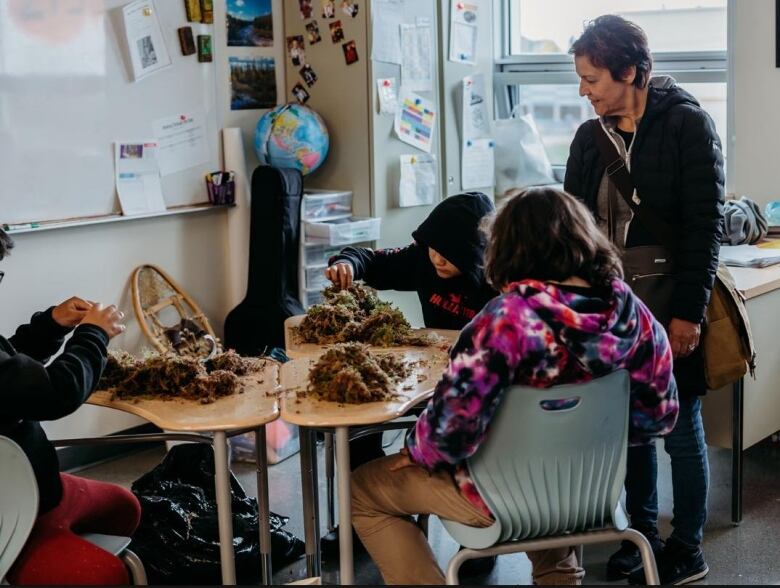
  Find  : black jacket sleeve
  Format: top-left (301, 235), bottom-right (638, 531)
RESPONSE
top-left (564, 122), bottom-right (590, 200)
top-left (9, 308), bottom-right (73, 363)
top-left (330, 244), bottom-right (420, 291)
top-left (0, 324), bottom-right (109, 422)
top-left (671, 107), bottom-right (725, 324)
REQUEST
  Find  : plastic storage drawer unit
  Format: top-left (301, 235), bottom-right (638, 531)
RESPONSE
top-left (305, 217), bottom-right (381, 246)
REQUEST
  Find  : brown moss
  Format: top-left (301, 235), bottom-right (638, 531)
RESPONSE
top-left (294, 283), bottom-right (435, 347)
top-left (100, 349), bottom-right (265, 404)
top-left (306, 343), bottom-right (412, 404)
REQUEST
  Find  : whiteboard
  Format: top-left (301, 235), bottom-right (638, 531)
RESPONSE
top-left (0, 0), bottom-right (220, 225)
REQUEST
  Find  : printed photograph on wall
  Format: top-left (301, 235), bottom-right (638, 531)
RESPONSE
top-left (227, 0), bottom-right (273, 47)
top-left (298, 0), bottom-right (313, 19)
top-left (286, 35), bottom-right (306, 66)
top-left (306, 20), bottom-right (322, 44)
top-left (329, 20), bottom-right (344, 43)
top-left (322, 0), bottom-right (336, 18)
top-left (342, 39), bottom-right (359, 65)
top-left (229, 56), bottom-right (277, 110)
top-left (292, 82), bottom-right (311, 104)
top-left (300, 63), bottom-right (318, 87)
top-left (341, 1), bottom-right (358, 18)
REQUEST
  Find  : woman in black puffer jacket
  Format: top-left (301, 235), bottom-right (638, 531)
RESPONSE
top-left (564, 15), bottom-right (724, 586)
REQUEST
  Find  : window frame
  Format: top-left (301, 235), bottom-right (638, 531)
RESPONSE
top-left (494, 0), bottom-right (735, 188)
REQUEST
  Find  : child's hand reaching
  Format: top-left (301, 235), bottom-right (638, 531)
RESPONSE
top-left (325, 262), bottom-right (353, 290)
top-left (80, 303), bottom-right (126, 339)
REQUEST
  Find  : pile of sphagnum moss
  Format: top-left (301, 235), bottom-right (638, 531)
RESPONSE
top-left (305, 342), bottom-right (412, 404)
top-left (99, 349), bottom-right (268, 404)
top-left (293, 284), bottom-right (433, 347)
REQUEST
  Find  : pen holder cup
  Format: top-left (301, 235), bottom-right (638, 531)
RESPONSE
top-left (206, 178), bottom-right (235, 205)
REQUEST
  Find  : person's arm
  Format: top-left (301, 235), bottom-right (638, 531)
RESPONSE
top-left (9, 308), bottom-right (73, 363)
top-left (564, 121), bottom-right (590, 199)
top-left (405, 296), bottom-right (524, 470)
top-left (0, 325), bottom-right (109, 421)
top-left (671, 107), bottom-right (726, 324)
top-left (329, 244), bottom-right (420, 291)
top-left (622, 298), bottom-right (679, 445)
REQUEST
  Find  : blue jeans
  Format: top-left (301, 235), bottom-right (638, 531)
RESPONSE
top-left (625, 396), bottom-right (709, 547)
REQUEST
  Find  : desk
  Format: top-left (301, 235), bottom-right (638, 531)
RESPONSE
top-left (86, 369), bottom-right (280, 585)
top-left (702, 266), bottom-right (780, 524)
top-left (280, 349), bottom-right (450, 584)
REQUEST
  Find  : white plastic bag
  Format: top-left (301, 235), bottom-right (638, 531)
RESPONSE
top-left (493, 109), bottom-right (556, 196)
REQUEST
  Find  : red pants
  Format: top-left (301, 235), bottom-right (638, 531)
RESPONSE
top-left (8, 473), bottom-right (142, 586)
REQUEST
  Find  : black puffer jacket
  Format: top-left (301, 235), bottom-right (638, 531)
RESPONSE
top-left (565, 79), bottom-right (725, 326)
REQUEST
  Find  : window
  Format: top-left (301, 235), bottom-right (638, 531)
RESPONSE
top-left (497, 0), bottom-right (729, 166)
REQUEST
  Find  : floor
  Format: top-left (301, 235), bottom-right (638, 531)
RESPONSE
top-left (75, 432), bottom-right (780, 585)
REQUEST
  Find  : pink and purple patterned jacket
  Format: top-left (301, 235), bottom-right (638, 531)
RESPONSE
top-left (406, 278), bottom-right (679, 516)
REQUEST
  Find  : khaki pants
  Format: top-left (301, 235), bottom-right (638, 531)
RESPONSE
top-left (351, 455), bottom-right (585, 585)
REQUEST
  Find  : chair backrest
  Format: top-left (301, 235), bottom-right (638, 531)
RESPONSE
top-left (0, 436), bottom-right (39, 581)
top-left (468, 370), bottom-right (630, 543)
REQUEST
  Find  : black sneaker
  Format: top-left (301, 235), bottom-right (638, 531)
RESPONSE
top-left (319, 526), bottom-right (367, 560)
top-left (458, 551), bottom-right (497, 579)
top-left (628, 538), bottom-right (709, 585)
top-left (606, 528), bottom-right (664, 581)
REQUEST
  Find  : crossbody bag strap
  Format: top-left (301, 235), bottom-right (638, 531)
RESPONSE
top-left (592, 123), bottom-right (678, 251)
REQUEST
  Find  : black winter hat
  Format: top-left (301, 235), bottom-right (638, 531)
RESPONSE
top-left (412, 192), bottom-right (494, 284)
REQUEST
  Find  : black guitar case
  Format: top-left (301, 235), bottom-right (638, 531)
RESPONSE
top-left (224, 166), bottom-right (304, 355)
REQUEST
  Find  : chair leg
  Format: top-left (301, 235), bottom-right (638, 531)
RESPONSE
top-left (324, 432), bottom-right (335, 533)
top-left (621, 528), bottom-right (660, 585)
top-left (445, 548), bottom-right (482, 585)
top-left (575, 544), bottom-right (584, 567)
top-left (122, 549), bottom-right (148, 585)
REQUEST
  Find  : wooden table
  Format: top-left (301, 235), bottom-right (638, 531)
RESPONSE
top-left (85, 368), bottom-right (281, 585)
top-left (280, 348), bottom-right (450, 585)
top-left (702, 265), bottom-right (780, 524)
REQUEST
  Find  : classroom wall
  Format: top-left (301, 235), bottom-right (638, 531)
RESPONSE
top-left (0, 0), bottom-right (286, 441)
top-left (731, 0), bottom-right (780, 207)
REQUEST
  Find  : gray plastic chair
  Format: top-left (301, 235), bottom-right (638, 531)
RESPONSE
top-left (439, 370), bottom-right (660, 585)
top-left (0, 436), bottom-right (39, 584)
top-left (0, 436), bottom-right (147, 585)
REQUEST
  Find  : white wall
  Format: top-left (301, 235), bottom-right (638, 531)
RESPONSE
top-left (0, 0), bottom-right (286, 440)
top-left (731, 0), bottom-right (780, 207)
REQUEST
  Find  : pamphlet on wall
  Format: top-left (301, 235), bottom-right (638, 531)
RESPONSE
top-left (461, 138), bottom-right (495, 189)
top-left (122, 0), bottom-right (172, 82)
top-left (449, 0), bottom-right (479, 65)
top-left (394, 89), bottom-right (436, 153)
top-left (462, 74), bottom-right (490, 139)
top-left (152, 110), bottom-right (210, 176)
top-left (401, 19), bottom-right (434, 93)
top-left (399, 154), bottom-right (437, 207)
top-left (115, 141), bottom-right (167, 215)
top-left (371, 0), bottom-right (403, 64)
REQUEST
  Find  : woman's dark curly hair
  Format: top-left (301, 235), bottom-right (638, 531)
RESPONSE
top-left (0, 228), bottom-right (14, 260)
top-left (570, 15), bottom-right (653, 89)
top-left (484, 188), bottom-right (623, 290)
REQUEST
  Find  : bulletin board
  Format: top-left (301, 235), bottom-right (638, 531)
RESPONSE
top-left (0, 0), bottom-right (220, 226)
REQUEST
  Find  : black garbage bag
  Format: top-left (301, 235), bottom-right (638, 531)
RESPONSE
top-left (129, 443), bottom-right (305, 584)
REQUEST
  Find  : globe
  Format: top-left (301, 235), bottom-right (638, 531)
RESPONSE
top-left (254, 104), bottom-right (329, 176)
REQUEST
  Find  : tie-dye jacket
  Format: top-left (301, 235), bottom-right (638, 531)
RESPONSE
top-left (406, 278), bottom-right (679, 516)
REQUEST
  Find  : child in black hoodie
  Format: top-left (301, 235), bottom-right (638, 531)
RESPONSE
top-left (322, 192), bottom-right (498, 572)
top-left (326, 191), bottom-right (497, 332)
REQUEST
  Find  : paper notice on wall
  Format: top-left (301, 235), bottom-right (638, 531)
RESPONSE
top-left (371, 0), bottom-right (403, 64)
top-left (377, 78), bottom-right (399, 114)
top-left (122, 0), bottom-right (172, 82)
top-left (449, 0), bottom-right (479, 65)
top-left (394, 89), bottom-right (436, 153)
top-left (115, 141), bottom-right (166, 215)
top-left (462, 74), bottom-right (490, 139)
top-left (462, 138), bottom-right (495, 189)
top-left (401, 20), bottom-right (433, 92)
top-left (399, 154), bottom-right (437, 207)
top-left (152, 111), bottom-right (210, 176)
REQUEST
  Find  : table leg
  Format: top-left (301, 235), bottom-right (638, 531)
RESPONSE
top-left (336, 426), bottom-right (354, 585)
top-left (255, 426), bottom-right (272, 584)
top-left (325, 432), bottom-right (336, 532)
top-left (213, 431), bottom-right (237, 584)
top-left (299, 427), bottom-right (321, 577)
top-left (731, 377), bottom-right (744, 525)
